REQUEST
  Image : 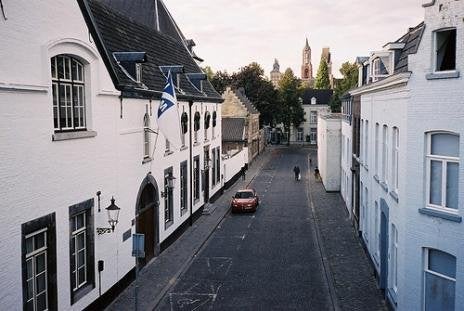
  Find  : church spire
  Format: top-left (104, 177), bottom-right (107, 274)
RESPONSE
top-left (305, 37), bottom-right (309, 49)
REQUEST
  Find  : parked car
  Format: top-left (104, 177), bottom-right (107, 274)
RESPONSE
top-left (231, 189), bottom-right (259, 213)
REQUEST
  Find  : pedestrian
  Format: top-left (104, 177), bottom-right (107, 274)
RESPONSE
top-left (314, 167), bottom-right (320, 180)
top-left (293, 166), bottom-right (300, 181)
top-left (241, 166), bottom-right (246, 181)
top-left (309, 158), bottom-right (312, 167)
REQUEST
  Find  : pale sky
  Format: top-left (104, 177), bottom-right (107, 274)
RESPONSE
top-left (166, 0), bottom-right (424, 78)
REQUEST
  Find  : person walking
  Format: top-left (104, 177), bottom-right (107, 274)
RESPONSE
top-left (241, 166), bottom-right (246, 181)
top-left (293, 166), bottom-right (300, 181)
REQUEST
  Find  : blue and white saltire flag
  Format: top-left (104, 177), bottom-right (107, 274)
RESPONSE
top-left (158, 70), bottom-right (182, 148)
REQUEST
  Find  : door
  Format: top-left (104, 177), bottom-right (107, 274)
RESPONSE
top-left (136, 184), bottom-right (158, 268)
top-left (379, 199), bottom-right (389, 290)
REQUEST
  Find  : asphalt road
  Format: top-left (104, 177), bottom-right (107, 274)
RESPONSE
top-left (156, 147), bottom-right (334, 310)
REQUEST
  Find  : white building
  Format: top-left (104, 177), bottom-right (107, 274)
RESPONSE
top-left (290, 89), bottom-right (331, 144)
top-left (0, 0), bottom-right (224, 310)
top-left (341, 95), bottom-right (353, 215)
top-left (351, 1), bottom-right (464, 309)
top-left (317, 114), bottom-right (342, 192)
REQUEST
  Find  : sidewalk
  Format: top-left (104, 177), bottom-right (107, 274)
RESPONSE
top-left (106, 149), bottom-right (273, 311)
top-left (307, 151), bottom-right (387, 311)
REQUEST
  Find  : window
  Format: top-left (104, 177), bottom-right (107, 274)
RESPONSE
top-left (392, 127), bottom-right (399, 193)
top-left (51, 55), bottom-right (86, 131)
top-left (310, 111), bottom-right (318, 124)
top-left (364, 187), bottom-right (369, 241)
top-left (435, 29), bottom-right (456, 72)
top-left (204, 111), bottom-right (211, 141)
top-left (143, 111), bottom-right (150, 158)
top-left (69, 199), bottom-right (95, 304)
top-left (22, 213), bottom-right (57, 311)
top-left (423, 249), bottom-right (456, 311)
top-left (165, 139), bottom-right (170, 153)
top-left (360, 120), bottom-right (364, 162)
top-left (426, 132), bottom-right (459, 211)
top-left (212, 111), bottom-right (217, 139)
top-left (297, 128), bottom-right (304, 142)
top-left (311, 97), bottom-right (317, 105)
top-left (193, 156), bottom-right (200, 201)
top-left (181, 112), bottom-right (188, 147)
top-left (390, 224), bottom-right (398, 294)
top-left (180, 161), bottom-right (188, 215)
top-left (194, 112), bottom-right (200, 143)
top-left (212, 150), bottom-right (216, 186)
top-left (375, 123), bottom-right (380, 176)
top-left (216, 148), bottom-right (221, 184)
top-left (374, 201), bottom-right (379, 259)
top-left (25, 229), bottom-right (49, 311)
top-left (310, 128), bottom-right (317, 144)
top-left (365, 120), bottom-right (369, 165)
top-left (164, 168), bottom-right (174, 227)
top-left (382, 125), bottom-right (388, 183)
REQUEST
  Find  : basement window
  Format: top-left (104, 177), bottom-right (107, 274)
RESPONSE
top-left (435, 29), bottom-right (456, 72)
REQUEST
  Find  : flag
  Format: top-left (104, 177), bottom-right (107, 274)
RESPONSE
top-left (158, 71), bottom-right (182, 148)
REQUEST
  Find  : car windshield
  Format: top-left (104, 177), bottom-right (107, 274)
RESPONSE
top-left (235, 191), bottom-right (254, 199)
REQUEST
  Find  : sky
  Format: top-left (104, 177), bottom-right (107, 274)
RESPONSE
top-left (165, 0), bottom-right (424, 78)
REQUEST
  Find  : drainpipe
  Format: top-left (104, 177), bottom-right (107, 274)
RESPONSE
top-left (189, 100), bottom-right (194, 226)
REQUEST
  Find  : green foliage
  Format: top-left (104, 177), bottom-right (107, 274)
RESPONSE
top-left (315, 59), bottom-right (331, 89)
top-left (210, 70), bottom-right (233, 94)
top-left (329, 61), bottom-right (359, 112)
top-left (278, 69), bottom-right (305, 143)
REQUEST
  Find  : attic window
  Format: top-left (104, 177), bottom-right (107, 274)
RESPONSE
top-left (371, 56), bottom-right (390, 82)
top-left (159, 66), bottom-right (184, 90)
top-left (435, 29), bottom-right (456, 72)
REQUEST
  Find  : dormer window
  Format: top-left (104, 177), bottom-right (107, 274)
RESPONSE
top-left (311, 97), bottom-right (317, 105)
top-left (371, 57), bottom-right (389, 82)
top-left (435, 29), bottom-right (456, 72)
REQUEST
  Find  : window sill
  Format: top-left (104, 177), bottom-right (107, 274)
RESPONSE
top-left (181, 208), bottom-right (188, 216)
top-left (71, 283), bottom-right (95, 305)
top-left (164, 220), bottom-right (173, 230)
top-left (193, 142), bottom-right (201, 147)
top-left (389, 190), bottom-right (399, 203)
top-left (164, 150), bottom-right (174, 157)
top-left (52, 130), bottom-right (97, 141)
top-left (426, 71), bottom-right (460, 80)
top-left (142, 157), bottom-right (152, 164)
top-left (180, 146), bottom-right (188, 151)
top-left (419, 207), bottom-right (462, 223)
top-left (204, 139), bottom-right (210, 143)
top-left (380, 181), bottom-right (388, 193)
top-left (373, 174), bottom-right (380, 183)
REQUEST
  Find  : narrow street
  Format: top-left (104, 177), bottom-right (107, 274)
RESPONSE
top-left (157, 147), bottom-right (335, 310)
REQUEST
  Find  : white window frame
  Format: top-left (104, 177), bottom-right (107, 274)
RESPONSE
top-left (382, 125), bottom-right (388, 183)
top-left (51, 55), bottom-right (86, 131)
top-left (25, 229), bottom-right (48, 311)
top-left (365, 120), bottom-right (369, 166)
top-left (143, 112), bottom-right (150, 158)
top-left (297, 128), bottom-right (304, 142)
top-left (392, 127), bottom-right (399, 193)
top-left (425, 132), bottom-right (460, 213)
top-left (375, 123), bottom-right (379, 176)
top-left (360, 120), bottom-right (364, 162)
top-left (71, 212), bottom-right (87, 291)
top-left (390, 224), bottom-right (398, 294)
top-left (423, 248), bottom-right (456, 311)
top-left (310, 111), bottom-right (318, 124)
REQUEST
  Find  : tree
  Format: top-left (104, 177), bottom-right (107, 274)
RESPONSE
top-left (202, 66), bottom-right (214, 81)
top-left (329, 61), bottom-right (359, 112)
top-left (314, 58), bottom-right (331, 89)
top-left (210, 70), bottom-right (233, 94)
top-left (279, 68), bottom-right (305, 144)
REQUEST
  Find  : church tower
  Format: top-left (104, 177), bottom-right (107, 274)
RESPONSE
top-left (270, 58), bottom-right (282, 88)
top-left (301, 38), bottom-right (313, 86)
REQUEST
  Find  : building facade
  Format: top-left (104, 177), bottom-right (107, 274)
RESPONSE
top-left (222, 87), bottom-right (261, 164)
top-left (320, 47), bottom-right (334, 88)
top-left (341, 95), bottom-right (353, 216)
top-left (0, 1), bottom-right (224, 310)
top-left (351, 1), bottom-right (464, 309)
top-left (317, 114), bottom-right (342, 192)
top-left (289, 89), bottom-right (332, 145)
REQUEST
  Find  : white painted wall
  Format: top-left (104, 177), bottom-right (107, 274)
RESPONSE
top-left (222, 148), bottom-right (248, 184)
top-left (0, 1), bottom-right (222, 310)
top-left (341, 119), bottom-right (353, 215)
top-left (317, 115), bottom-right (341, 191)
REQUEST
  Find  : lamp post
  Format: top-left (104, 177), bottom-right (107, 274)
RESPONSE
top-left (96, 197), bottom-right (121, 235)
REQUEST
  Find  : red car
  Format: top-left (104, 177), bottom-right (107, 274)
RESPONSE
top-left (231, 189), bottom-right (259, 213)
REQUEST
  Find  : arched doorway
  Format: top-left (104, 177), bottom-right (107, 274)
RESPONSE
top-left (135, 175), bottom-right (160, 268)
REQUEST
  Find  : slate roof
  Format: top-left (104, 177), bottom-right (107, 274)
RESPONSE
top-left (77, 0), bottom-right (222, 102)
top-left (222, 118), bottom-right (246, 142)
top-left (301, 89), bottom-right (333, 105)
top-left (235, 88), bottom-right (259, 114)
top-left (394, 22), bottom-right (425, 73)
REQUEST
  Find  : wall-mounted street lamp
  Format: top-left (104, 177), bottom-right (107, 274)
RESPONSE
top-left (96, 197), bottom-right (121, 235)
top-left (161, 174), bottom-right (176, 198)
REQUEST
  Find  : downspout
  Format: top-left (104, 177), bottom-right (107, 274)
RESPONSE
top-left (189, 100), bottom-right (194, 226)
